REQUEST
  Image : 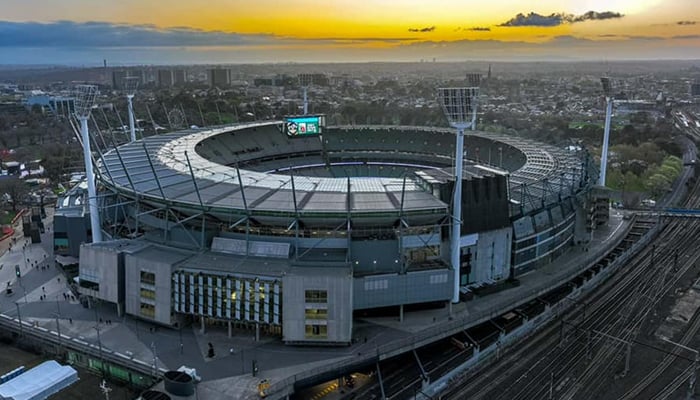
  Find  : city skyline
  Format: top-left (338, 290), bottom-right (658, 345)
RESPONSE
top-left (1, 0), bottom-right (699, 65)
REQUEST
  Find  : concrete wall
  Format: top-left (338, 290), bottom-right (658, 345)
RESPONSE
top-left (350, 240), bottom-right (400, 274)
top-left (124, 253), bottom-right (174, 325)
top-left (471, 227), bottom-right (512, 283)
top-left (353, 268), bottom-right (452, 310)
top-left (78, 244), bottom-right (123, 305)
top-left (282, 268), bottom-right (353, 344)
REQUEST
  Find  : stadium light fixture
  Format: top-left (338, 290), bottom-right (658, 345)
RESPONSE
top-left (74, 84), bottom-right (102, 243)
top-left (599, 77), bottom-right (613, 186)
top-left (124, 76), bottom-right (140, 142)
top-left (437, 86), bottom-right (479, 304)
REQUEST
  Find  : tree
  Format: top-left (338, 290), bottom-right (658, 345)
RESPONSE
top-left (0, 177), bottom-right (29, 212)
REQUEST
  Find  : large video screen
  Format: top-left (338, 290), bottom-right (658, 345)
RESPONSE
top-left (284, 115), bottom-right (325, 137)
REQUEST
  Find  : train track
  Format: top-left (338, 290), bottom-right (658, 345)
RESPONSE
top-left (444, 149), bottom-right (700, 399)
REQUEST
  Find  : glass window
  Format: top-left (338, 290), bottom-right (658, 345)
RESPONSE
top-left (140, 303), bottom-right (155, 318)
top-left (140, 271), bottom-right (156, 285)
top-left (305, 308), bottom-right (328, 320)
top-left (304, 290), bottom-right (328, 303)
top-left (305, 324), bottom-right (328, 339)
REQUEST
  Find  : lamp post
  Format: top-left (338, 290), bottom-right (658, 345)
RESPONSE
top-left (93, 325), bottom-right (105, 375)
top-left (437, 86), bottom-right (479, 304)
top-left (15, 302), bottom-right (22, 337)
top-left (52, 312), bottom-right (62, 351)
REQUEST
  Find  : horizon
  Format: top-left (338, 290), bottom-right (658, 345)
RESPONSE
top-left (1, 0), bottom-right (699, 65)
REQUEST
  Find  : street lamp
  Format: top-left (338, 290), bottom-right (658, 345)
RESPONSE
top-left (52, 312), bottom-right (62, 351)
top-left (437, 86), bottom-right (479, 304)
top-left (93, 325), bottom-right (105, 375)
top-left (15, 302), bottom-right (22, 337)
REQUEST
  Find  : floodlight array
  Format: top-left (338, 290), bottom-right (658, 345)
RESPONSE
top-left (74, 84), bottom-right (98, 118)
top-left (437, 87), bottom-right (479, 128)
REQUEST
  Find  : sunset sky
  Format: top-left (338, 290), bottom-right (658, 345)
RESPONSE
top-left (1, 0), bottom-right (699, 64)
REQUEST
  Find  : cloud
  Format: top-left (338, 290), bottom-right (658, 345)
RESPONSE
top-left (500, 10), bottom-right (624, 27)
top-left (673, 34), bottom-right (700, 39)
top-left (0, 20), bottom-right (278, 47)
top-left (408, 26), bottom-right (436, 33)
top-left (677, 21), bottom-right (697, 25)
top-left (499, 12), bottom-right (565, 27)
top-left (571, 11), bottom-right (624, 22)
top-left (466, 27), bottom-right (491, 32)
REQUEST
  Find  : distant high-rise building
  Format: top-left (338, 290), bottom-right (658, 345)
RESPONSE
top-left (209, 68), bottom-right (231, 87)
top-left (691, 82), bottom-right (700, 97)
top-left (158, 69), bottom-right (174, 87)
top-left (112, 70), bottom-right (128, 89)
top-left (466, 73), bottom-right (481, 87)
top-left (488, 64), bottom-right (492, 79)
top-left (173, 69), bottom-right (187, 86)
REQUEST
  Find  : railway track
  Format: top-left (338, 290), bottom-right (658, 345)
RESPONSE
top-left (443, 153), bottom-right (700, 399)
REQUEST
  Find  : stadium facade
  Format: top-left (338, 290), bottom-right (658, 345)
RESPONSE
top-left (63, 122), bottom-right (597, 345)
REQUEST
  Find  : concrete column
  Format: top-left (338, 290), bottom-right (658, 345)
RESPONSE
top-left (255, 322), bottom-right (260, 342)
top-left (228, 321), bottom-right (232, 338)
top-left (399, 304), bottom-right (404, 322)
top-left (200, 317), bottom-right (205, 334)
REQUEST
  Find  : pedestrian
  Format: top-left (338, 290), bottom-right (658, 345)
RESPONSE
top-left (57, 278), bottom-right (60, 283)
top-left (42, 286), bottom-right (45, 292)
top-left (69, 318), bottom-right (72, 324)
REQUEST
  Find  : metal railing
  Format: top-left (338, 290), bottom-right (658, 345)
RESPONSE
top-left (0, 314), bottom-right (167, 379)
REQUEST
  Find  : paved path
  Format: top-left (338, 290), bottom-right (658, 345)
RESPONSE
top-left (0, 208), bottom-right (631, 400)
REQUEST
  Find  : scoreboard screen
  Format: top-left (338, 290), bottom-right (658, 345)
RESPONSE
top-left (284, 115), bottom-right (325, 137)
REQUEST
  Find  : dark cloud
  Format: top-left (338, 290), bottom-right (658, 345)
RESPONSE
top-left (571, 11), bottom-right (624, 22)
top-left (466, 27), bottom-right (491, 32)
top-left (673, 34), bottom-right (700, 39)
top-left (0, 20), bottom-right (276, 47)
top-left (499, 12), bottom-right (565, 27)
top-left (408, 26), bottom-right (436, 33)
top-left (678, 21), bottom-right (697, 25)
top-left (500, 10), bottom-right (624, 27)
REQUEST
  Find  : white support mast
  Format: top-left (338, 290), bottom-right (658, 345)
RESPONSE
top-left (438, 86), bottom-right (479, 304)
top-left (74, 84), bottom-right (102, 243)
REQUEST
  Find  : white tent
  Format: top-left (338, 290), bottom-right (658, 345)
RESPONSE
top-left (0, 360), bottom-right (78, 400)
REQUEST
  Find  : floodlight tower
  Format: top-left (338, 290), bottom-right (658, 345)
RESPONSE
top-left (74, 84), bottom-right (102, 243)
top-left (124, 76), bottom-right (140, 142)
top-left (599, 77), bottom-right (613, 186)
top-left (299, 74), bottom-right (313, 115)
top-left (437, 86), bottom-right (479, 304)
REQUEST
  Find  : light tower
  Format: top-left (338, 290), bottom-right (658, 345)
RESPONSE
top-left (437, 86), bottom-right (479, 304)
top-left (299, 74), bottom-right (313, 115)
top-left (74, 84), bottom-right (102, 243)
top-left (124, 76), bottom-right (140, 142)
top-left (599, 77), bottom-right (614, 186)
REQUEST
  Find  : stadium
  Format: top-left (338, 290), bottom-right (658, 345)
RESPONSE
top-left (74, 120), bottom-right (597, 345)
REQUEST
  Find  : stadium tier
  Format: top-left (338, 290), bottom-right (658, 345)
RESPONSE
top-left (64, 121), bottom-right (596, 344)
